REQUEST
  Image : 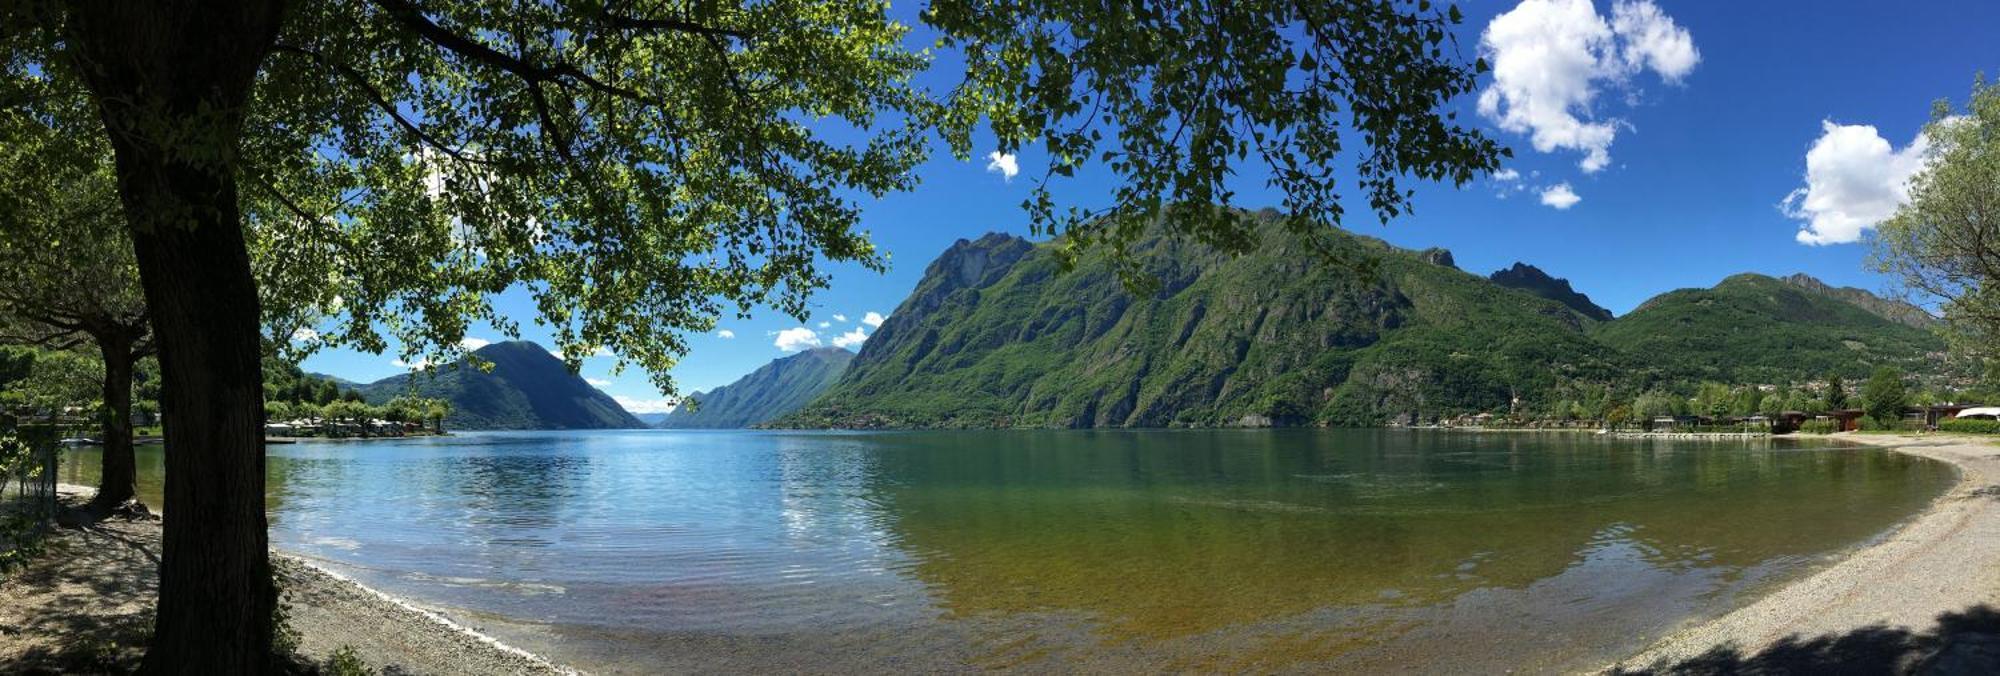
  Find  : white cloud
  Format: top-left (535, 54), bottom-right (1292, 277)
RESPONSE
top-left (1539, 183), bottom-right (1582, 210)
top-left (392, 357), bottom-right (433, 370)
top-left (817, 321), bottom-right (831, 329)
top-left (715, 329), bottom-right (736, 339)
top-left (586, 378), bottom-right (612, 387)
top-left (460, 337), bottom-right (492, 351)
top-left (985, 151), bottom-right (1019, 181)
top-left (773, 327), bottom-right (822, 352)
top-left (290, 328), bottom-right (320, 343)
top-left (1477, 0), bottom-right (1698, 173)
top-left (831, 327), bottom-right (869, 349)
top-left (832, 314), bottom-right (848, 322)
top-left (1783, 120), bottom-right (1932, 245)
top-left (1610, 0), bottom-right (1700, 80)
top-left (1493, 168), bottom-right (1521, 181)
top-left (614, 396), bottom-right (679, 414)
top-left (861, 311), bottom-right (886, 328)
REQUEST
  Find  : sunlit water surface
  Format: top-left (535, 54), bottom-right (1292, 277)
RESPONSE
top-left (65, 430), bottom-right (1954, 673)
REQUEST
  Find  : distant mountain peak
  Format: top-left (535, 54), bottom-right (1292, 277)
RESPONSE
top-left (356, 339), bottom-right (643, 430)
top-left (659, 347), bottom-right (854, 428)
top-left (1775, 273), bottom-right (1939, 329)
top-left (1488, 262), bottom-right (1613, 321)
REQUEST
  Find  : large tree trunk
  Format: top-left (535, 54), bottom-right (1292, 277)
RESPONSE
top-left (88, 336), bottom-right (137, 510)
top-left (65, 1), bottom-right (287, 672)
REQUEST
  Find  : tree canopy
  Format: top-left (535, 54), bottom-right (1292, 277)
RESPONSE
top-left (1873, 77), bottom-right (2000, 358)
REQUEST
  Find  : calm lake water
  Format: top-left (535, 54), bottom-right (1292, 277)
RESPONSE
top-left (64, 430), bottom-right (1953, 673)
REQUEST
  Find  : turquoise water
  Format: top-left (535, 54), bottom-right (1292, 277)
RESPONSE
top-left (63, 429), bottom-right (1954, 672)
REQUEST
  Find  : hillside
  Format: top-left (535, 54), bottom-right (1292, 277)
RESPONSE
top-left (357, 341), bottom-right (644, 430)
top-left (1778, 273), bottom-right (1939, 329)
top-left (1592, 273), bottom-right (1946, 384)
top-left (779, 210), bottom-right (1627, 428)
top-left (1489, 263), bottom-right (1613, 321)
top-left (660, 347), bottom-right (853, 428)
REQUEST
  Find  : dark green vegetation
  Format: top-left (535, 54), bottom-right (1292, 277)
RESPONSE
top-left (357, 342), bottom-right (641, 430)
top-left (782, 213), bottom-right (1957, 429)
top-left (1489, 262), bottom-right (1614, 321)
top-left (784, 211), bottom-right (1628, 428)
top-left (1591, 273), bottom-right (1947, 385)
top-left (660, 348), bottom-right (852, 429)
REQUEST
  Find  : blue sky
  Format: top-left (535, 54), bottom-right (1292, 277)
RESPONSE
top-left (301, 0), bottom-right (2000, 412)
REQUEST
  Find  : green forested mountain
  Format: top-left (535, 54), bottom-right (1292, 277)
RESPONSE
top-left (660, 347), bottom-right (853, 428)
top-left (770, 210), bottom-right (1963, 429)
top-left (357, 340), bottom-right (643, 430)
top-left (780, 210), bottom-right (1629, 428)
top-left (1590, 273), bottom-right (1947, 385)
top-left (1489, 262), bottom-right (1614, 321)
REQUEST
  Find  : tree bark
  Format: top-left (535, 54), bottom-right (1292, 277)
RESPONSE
top-left (64, 0), bottom-right (287, 672)
top-left (88, 335), bottom-right (137, 510)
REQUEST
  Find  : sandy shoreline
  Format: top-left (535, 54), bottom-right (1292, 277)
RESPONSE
top-left (0, 484), bottom-right (573, 675)
top-left (1609, 433), bottom-right (2000, 673)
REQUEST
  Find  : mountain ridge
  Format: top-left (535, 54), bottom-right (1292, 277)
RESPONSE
top-left (659, 347), bottom-right (853, 428)
top-left (356, 340), bottom-right (644, 430)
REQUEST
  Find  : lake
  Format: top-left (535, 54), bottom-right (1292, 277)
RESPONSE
top-left (63, 429), bottom-right (1953, 673)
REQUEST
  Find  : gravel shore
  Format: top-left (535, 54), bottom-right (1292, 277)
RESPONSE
top-left (1611, 434), bottom-right (2000, 674)
top-left (0, 486), bottom-right (573, 675)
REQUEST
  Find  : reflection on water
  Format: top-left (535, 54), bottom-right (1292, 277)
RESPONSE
top-left (64, 430), bottom-right (1954, 673)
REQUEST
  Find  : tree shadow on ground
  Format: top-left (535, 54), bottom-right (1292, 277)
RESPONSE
top-left (1614, 605), bottom-right (2000, 675)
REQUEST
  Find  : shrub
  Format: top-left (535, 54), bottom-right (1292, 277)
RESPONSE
top-left (1940, 418), bottom-right (2000, 434)
top-left (1798, 419), bottom-right (1838, 434)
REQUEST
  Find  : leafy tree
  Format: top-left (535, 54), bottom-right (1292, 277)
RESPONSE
top-left (1862, 366), bottom-right (1910, 427)
top-left (3, 0), bottom-right (1502, 668)
top-left (1825, 374), bottom-right (1849, 410)
top-left (1873, 77), bottom-right (2000, 357)
top-left (0, 107), bottom-right (155, 513)
top-left (1732, 387), bottom-right (1764, 417)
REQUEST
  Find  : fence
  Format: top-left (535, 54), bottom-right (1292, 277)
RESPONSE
top-left (0, 425), bottom-right (60, 528)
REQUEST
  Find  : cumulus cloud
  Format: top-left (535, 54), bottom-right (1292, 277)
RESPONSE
top-left (817, 321), bottom-right (831, 329)
top-left (1783, 120), bottom-right (1932, 245)
top-left (715, 329), bottom-right (736, 339)
top-left (1478, 0), bottom-right (1698, 173)
top-left (832, 314), bottom-right (848, 322)
top-left (1493, 168), bottom-right (1521, 182)
top-left (614, 396), bottom-right (679, 415)
top-left (460, 337), bottom-right (492, 351)
top-left (1539, 183), bottom-right (1582, 210)
top-left (586, 378), bottom-right (612, 387)
top-left (392, 357), bottom-right (433, 370)
top-left (290, 328), bottom-right (320, 343)
top-left (985, 151), bottom-right (1019, 181)
top-left (831, 327), bottom-right (869, 349)
top-left (773, 327), bottom-right (822, 352)
top-left (861, 311), bottom-right (886, 328)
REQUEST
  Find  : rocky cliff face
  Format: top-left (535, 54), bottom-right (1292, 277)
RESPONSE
top-left (780, 212), bottom-right (1624, 428)
top-left (1778, 273), bottom-right (1939, 329)
top-left (1488, 262), bottom-right (1614, 321)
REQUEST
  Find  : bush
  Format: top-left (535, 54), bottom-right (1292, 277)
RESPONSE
top-left (1798, 419), bottom-right (1838, 434)
top-left (1940, 418), bottom-right (2000, 434)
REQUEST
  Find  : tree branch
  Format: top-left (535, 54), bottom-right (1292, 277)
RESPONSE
top-left (271, 43), bottom-right (494, 166)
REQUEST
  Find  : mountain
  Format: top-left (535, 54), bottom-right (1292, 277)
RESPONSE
top-left (632, 412), bottom-right (674, 427)
top-left (660, 347), bottom-right (853, 428)
top-left (1489, 262), bottom-right (1614, 321)
top-left (1778, 273), bottom-right (1940, 329)
top-left (1591, 273), bottom-right (1947, 384)
top-left (779, 210), bottom-right (1627, 429)
top-left (356, 340), bottom-right (644, 430)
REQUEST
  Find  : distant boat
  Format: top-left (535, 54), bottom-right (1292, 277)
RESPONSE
top-left (59, 437), bottom-right (102, 447)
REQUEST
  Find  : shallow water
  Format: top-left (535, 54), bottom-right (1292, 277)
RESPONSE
top-left (63, 429), bottom-right (1954, 672)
